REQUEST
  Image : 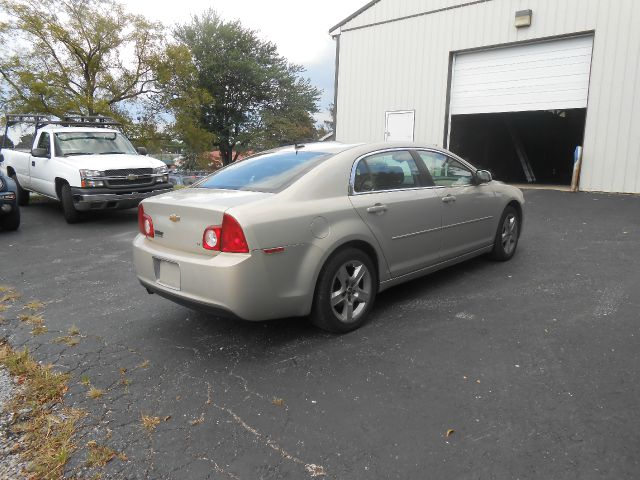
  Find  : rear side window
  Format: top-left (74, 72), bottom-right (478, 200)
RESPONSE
top-left (353, 150), bottom-right (432, 193)
top-left (196, 150), bottom-right (332, 193)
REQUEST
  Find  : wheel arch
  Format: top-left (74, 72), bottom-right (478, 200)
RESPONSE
top-left (310, 238), bottom-right (384, 309)
top-left (506, 200), bottom-right (524, 236)
top-left (55, 177), bottom-right (68, 199)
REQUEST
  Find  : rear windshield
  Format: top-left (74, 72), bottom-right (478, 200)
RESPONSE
top-left (196, 150), bottom-right (332, 193)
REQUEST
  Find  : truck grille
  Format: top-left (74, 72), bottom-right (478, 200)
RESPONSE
top-left (106, 177), bottom-right (154, 188)
top-left (104, 168), bottom-right (152, 176)
top-left (104, 168), bottom-right (155, 189)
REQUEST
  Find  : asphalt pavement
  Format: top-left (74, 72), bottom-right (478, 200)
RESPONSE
top-left (0, 190), bottom-right (639, 479)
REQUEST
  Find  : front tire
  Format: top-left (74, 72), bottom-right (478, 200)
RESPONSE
top-left (60, 183), bottom-right (81, 224)
top-left (490, 206), bottom-right (520, 261)
top-left (0, 206), bottom-right (20, 231)
top-left (311, 248), bottom-right (377, 333)
top-left (10, 174), bottom-right (29, 206)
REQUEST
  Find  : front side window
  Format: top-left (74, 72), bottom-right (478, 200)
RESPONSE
top-left (54, 132), bottom-right (138, 157)
top-left (417, 151), bottom-right (473, 187)
top-left (353, 150), bottom-right (431, 193)
top-left (196, 150), bottom-right (332, 193)
top-left (36, 132), bottom-right (50, 155)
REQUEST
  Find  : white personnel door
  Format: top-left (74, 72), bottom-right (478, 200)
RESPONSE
top-left (384, 110), bottom-right (415, 142)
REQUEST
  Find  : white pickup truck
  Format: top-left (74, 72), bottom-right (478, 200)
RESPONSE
top-left (0, 115), bottom-right (172, 223)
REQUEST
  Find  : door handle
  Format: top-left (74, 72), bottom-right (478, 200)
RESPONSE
top-left (367, 203), bottom-right (388, 214)
top-left (442, 195), bottom-right (456, 203)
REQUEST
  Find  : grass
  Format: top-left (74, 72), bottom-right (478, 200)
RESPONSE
top-left (0, 340), bottom-right (84, 479)
top-left (18, 314), bottom-right (44, 326)
top-left (32, 325), bottom-right (48, 336)
top-left (137, 359), bottom-right (150, 369)
top-left (24, 301), bottom-right (45, 311)
top-left (53, 335), bottom-right (80, 347)
top-left (86, 441), bottom-right (126, 467)
top-left (0, 289), bottom-right (21, 303)
top-left (67, 325), bottom-right (80, 336)
top-left (141, 414), bottom-right (161, 431)
top-left (87, 387), bottom-right (104, 399)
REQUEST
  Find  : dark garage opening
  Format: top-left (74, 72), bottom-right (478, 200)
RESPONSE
top-left (448, 109), bottom-right (587, 185)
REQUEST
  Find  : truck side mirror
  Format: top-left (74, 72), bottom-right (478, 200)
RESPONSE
top-left (137, 147), bottom-right (148, 156)
top-left (31, 147), bottom-right (49, 158)
top-left (475, 170), bottom-right (492, 184)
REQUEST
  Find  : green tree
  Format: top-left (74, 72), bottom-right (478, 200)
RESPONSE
top-left (174, 10), bottom-right (321, 165)
top-left (0, 0), bottom-right (164, 118)
top-left (151, 43), bottom-right (215, 170)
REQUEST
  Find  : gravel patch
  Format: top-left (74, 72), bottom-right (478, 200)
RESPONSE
top-left (0, 367), bottom-right (27, 480)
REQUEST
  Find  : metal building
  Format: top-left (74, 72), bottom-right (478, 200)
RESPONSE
top-left (330, 0), bottom-right (640, 194)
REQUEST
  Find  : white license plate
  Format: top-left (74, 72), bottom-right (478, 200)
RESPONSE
top-left (154, 258), bottom-right (181, 290)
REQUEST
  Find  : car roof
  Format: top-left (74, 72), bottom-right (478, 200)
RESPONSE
top-left (272, 141), bottom-right (362, 155)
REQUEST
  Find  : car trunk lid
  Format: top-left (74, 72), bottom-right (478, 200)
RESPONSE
top-left (141, 188), bottom-right (272, 255)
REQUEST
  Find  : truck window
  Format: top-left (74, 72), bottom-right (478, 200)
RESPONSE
top-left (54, 132), bottom-right (138, 157)
top-left (37, 132), bottom-right (51, 156)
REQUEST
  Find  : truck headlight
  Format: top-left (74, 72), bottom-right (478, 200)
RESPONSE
top-left (153, 166), bottom-right (169, 182)
top-left (79, 169), bottom-right (105, 188)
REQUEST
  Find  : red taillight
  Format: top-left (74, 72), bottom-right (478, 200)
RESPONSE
top-left (137, 204), bottom-right (154, 238)
top-left (221, 214), bottom-right (249, 253)
top-left (202, 214), bottom-right (249, 253)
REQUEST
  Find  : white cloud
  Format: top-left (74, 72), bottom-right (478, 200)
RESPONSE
top-left (126, 0), bottom-right (364, 64)
top-left (124, 0), bottom-right (366, 116)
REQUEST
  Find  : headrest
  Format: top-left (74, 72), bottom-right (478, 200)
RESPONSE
top-left (373, 165), bottom-right (404, 190)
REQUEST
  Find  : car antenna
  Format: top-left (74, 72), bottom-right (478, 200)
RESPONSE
top-left (294, 143), bottom-right (305, 154)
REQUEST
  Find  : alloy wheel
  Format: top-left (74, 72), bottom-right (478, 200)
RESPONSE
top-left (501, 213), bottom-right (518, 255)
top-left (329, 260), bottom-right (372, 324)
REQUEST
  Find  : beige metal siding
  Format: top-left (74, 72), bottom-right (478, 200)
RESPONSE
top-left (335, 0), bottom-right (640, 194)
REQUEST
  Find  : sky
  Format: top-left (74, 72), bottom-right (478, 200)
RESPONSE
top-left (125, 0), bottom-right (367, 124)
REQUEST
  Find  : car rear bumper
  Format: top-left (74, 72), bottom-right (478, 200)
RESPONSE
top-left (71, 185), bottom-right (173, 211)
top-left (132, 235), bottom-right (315, 321)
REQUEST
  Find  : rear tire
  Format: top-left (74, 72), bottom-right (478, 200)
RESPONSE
top-left (10, 174), bottom-right (29, 206)
top-left (60, 183), bottom-right (81, 224)
top-left (0, 206), bottom-right (20, 231)
top-left (490, 206), bottom-right (520, 261)
top-left (310, 248), bottom-right (378, 333)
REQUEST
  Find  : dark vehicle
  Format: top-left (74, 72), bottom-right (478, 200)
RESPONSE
top-left (0, 158), bottom-right (20, 231)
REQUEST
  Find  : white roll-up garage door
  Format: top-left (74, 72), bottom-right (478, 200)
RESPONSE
top-left (450, 36), bottom-right (594, 115)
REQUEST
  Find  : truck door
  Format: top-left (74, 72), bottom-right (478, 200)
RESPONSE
top-left (29, 132), bottom-right (57, 197)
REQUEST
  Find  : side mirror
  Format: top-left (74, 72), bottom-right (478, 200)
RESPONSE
top-left (476, 170), bottom-right (492, 184)
top-left (137, 147), bottom-right (148, 156)
top-left (31, 147), bottom-right (49, 158)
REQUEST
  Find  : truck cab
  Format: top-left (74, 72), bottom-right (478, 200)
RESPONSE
top-left (1, 115), bottom-right (172, 223)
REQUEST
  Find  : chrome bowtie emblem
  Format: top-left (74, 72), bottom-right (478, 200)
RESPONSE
top-left (169, 214), bottom-right (180, 222)
top-left (127, 174), bottom-right (137, 181)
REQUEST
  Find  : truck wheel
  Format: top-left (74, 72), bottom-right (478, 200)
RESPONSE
top-left (60, 183), bottom-right (81, 224)
top-left (10, 174), bottom-right (29, 206)
top-left (0, 206), bottom-right (20, 231)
